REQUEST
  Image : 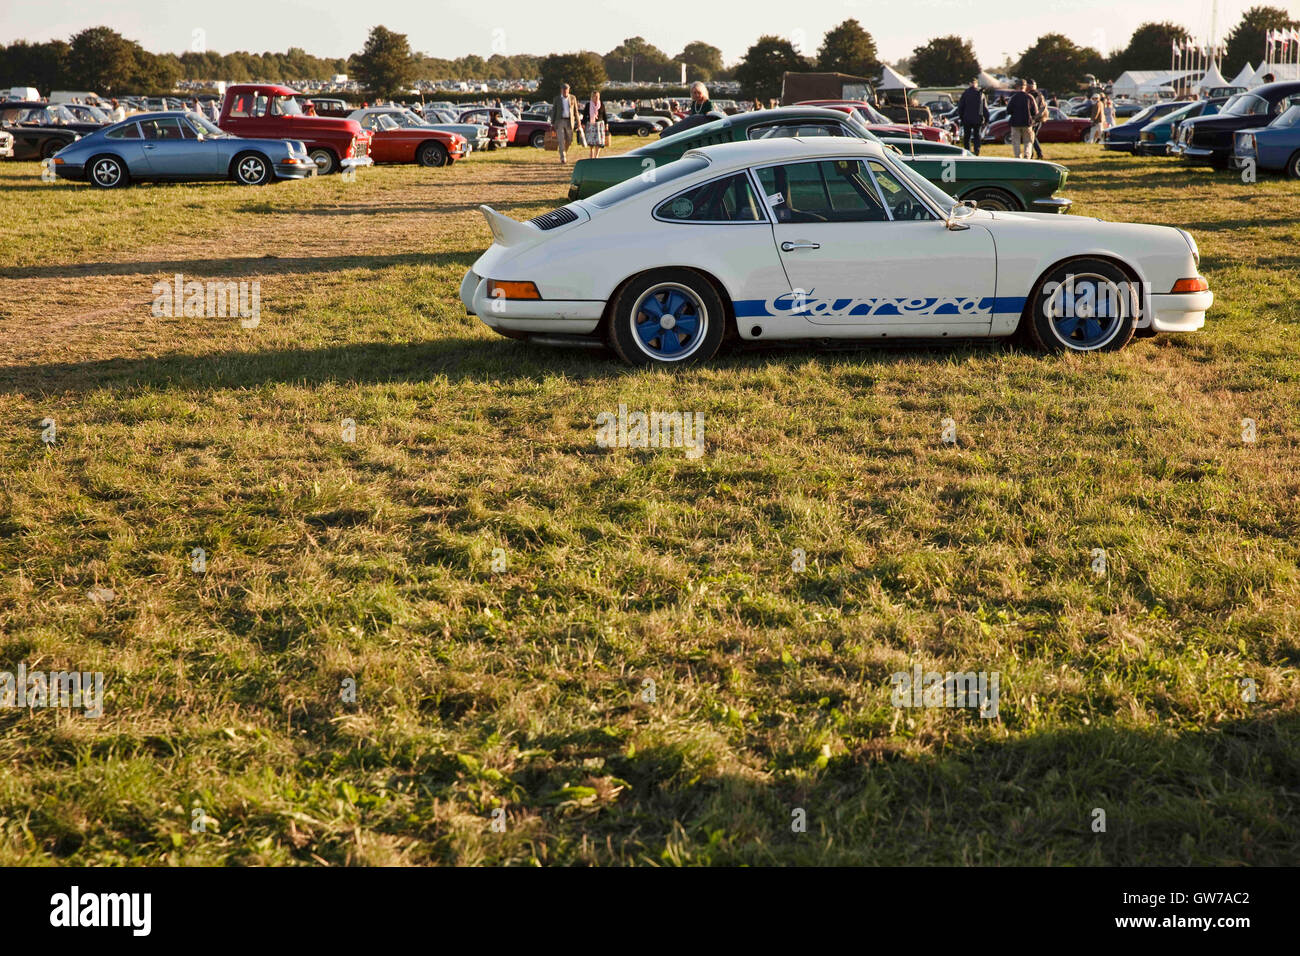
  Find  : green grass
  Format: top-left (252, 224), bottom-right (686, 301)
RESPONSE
top-left (0, 141), bottom-right (1297, 865)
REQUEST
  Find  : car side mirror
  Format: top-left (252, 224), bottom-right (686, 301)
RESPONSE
top-left (946, 203), bottom-right (970, 230)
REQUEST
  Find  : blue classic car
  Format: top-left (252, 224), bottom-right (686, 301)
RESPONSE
top-left (51, 110), bottom-right (316, 188)
top-left (1134, 98), bottom-right (1224, 156)
top-left (1233, 104), bottom-right (1300, 177)
top-left (1103, 100), bottom-right (1189, 152)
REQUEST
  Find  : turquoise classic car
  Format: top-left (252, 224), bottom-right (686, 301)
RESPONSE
top-left (568, 107), bottom-right (1071, 213)
top-left (1135, 98), bottom-right (1225, 157)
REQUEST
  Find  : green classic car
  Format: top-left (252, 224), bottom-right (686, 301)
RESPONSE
top-left (569, 107), bottom-right (1071, 213)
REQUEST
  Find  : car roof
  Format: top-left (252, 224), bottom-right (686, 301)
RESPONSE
top-left (682, 136), bottom-right (888, 170)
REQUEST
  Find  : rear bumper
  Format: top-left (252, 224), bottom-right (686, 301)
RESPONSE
top-left (461, 270), bottom-right (604, 334)
top-left (1145, 290), bottom-right (1213, 333)
top-left (54, 163), bottom-right (84, 181)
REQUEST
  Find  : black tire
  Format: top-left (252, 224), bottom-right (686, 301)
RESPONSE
top-left (88, 154), bottom-right (129, 189)
top-left (1287, 150), bottom-right (1300, 179)
top-left (308, 147), bottom-right (338, 175)
top-left (1020, 257), bottom-right (1138, 354)
top-left (231, 151), bottom-right (273, 186)
top-left (607, 269), bottom-right (726, 368)
top-left (418, 141), bottom-right (448, 167)
top-left (1002, 132), bottom-right (1012, 145)
top-left (636, 126), bottom-right (650, 137)
top-left (529, 130), bottom-right (546, 148)
top-left (962, 187), bottom-right (1021, 211)
top-left (41, 138), bottom-right (66, 160)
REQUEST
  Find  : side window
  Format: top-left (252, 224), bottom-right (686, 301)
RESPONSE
top-left (748, 123), bottom-right (845, 140)
top-left (106, 123), bottom-right (142, 140)
top-left (229, 95), bottom-right (249, 118)
top-left (139, 118), bottom-right (184, 140)
top-left (866, 161), bottom-right (935, 221)
top-left (756, 160), bottom-right (889, 223)
top-left (252, 94), bottom-right (268, 117)
top-left (655, 172), bottom-right (764, 222)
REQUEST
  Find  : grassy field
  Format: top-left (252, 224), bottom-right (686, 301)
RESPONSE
top-left (0, 138), bottom-right (1297, 865)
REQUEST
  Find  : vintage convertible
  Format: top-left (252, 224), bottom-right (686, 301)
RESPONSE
top-left (568, 107), bottom-right (1072, 213)
top-left (50, 111), bottom-right (316, 187)
top-left (466, 138), bottom-right (1210, 367)
top-left (1233, 104), bottom-right (1300, 177)
top-left (345, 109), bottom-right (468, 166)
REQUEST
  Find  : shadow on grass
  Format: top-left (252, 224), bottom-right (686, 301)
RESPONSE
top-left (0, 336), bottom-right (1006, 395)
top-left (500, 712), bottom-right (1300, 864)
top-left (0, 249), bottom-right (479, 281)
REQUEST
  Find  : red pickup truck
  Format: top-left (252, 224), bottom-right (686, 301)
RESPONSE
top-left (219, 84), bottom-right (373, 175)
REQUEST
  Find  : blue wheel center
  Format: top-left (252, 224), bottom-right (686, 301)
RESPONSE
top-left (635, 289), bottom-right (702, 357)
top-left (1049, 279), bottom-right (1123, 346)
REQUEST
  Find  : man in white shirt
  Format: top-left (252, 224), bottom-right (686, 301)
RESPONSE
top-left (551, 82), bottom-right (579, 165)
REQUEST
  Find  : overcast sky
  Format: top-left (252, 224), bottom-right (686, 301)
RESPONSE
top-left (0, 0), bottom-right (1283, 66)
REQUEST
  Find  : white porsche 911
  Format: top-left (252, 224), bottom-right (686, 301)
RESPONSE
top-left (461, 138), bottom-right (1212, 367)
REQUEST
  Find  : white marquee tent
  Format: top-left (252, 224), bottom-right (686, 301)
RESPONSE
top-left (879, 65), bottom-right (917, 90)
top-left (1111, 70), bottom-right (1201, 98)
top-left (1247, 62), bottom-right (1300, 87)
top-left (1229, 63), bottom-right (1255, 87)
top-left (1197, 63), bottom-right (1229, 91)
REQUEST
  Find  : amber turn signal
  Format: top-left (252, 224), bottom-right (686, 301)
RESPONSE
top-left (487, 280), bottom-right (541, 300)
top-left (1170, 277), bottom-right (1209, 294)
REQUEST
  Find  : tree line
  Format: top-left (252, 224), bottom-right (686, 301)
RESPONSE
top-left (3, 6), bottom-right (1296, 99)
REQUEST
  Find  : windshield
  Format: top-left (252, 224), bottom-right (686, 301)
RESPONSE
top-left (878, 150), bottom-right (972, 214)
top-left (1155, 101), bottom-right (1202, 126)
top-left (271, 95), bottom-right (304, 116)
top-left (1129, 105), bottom-right (1159, 125)
top-left (588, 156), bottom-right (710, 208)
top-left (841, 111), bottom-right (884, 144)
top-left (187, 112), bottom-right (227, 137)
top-left (394, 110), bottom-right (426, 127)
top-left (855, 104), bottom-right (891, 124)
top-left (1223, 93), bottom-right (1267, 116)
top-left (1272, 104), bottom-right (1300, 128)
top-left (373, 114), bottom-right (399, 130)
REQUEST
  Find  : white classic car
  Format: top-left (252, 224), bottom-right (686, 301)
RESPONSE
top-left (462, 138), bottom-right (1212, 367)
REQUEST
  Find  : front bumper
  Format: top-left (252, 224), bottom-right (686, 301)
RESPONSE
top-left (461, 270), bottom-right (604, 334)
top-left (1134, 141), bottom-right (1167, 156)
top-left (1144, 290), bottom-right (1213, 333)
top-left (1031, 196), bottom-right (1072, 213)
top-left (340, 155), bottom-right (374, 169)
top-left (275, 161), bottom-right (317, 179)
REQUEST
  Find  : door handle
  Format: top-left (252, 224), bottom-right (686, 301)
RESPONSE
top-left (781, 240), bottom-right (820, 251)
top-left (143, 144), bottom-right (156, 149)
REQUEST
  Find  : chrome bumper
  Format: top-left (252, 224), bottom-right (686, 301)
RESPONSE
top-left (1032, 197), bottom-right (1073, 213)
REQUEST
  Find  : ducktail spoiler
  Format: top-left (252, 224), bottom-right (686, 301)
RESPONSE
top-left (479, 205), bottom-right (535, 247)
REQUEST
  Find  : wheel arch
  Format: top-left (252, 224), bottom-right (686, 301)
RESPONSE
top-left (1012, 251), bottom-right (1145, 336)
top-left (598, 265), bottom-right (737, 340)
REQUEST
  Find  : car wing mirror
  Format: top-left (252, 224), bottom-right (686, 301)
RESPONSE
top-left (946, 203), bottom-right (971, 231)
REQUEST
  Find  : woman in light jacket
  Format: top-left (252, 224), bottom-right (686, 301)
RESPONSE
top-left (584, 90), bottom-right (607, 158)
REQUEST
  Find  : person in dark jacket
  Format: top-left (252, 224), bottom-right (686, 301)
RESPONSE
top-left (956, 77), bottom-right (989, 154)
top-left (1027, 80), bottom-right (1048, 158)
top-left (688, 82), bottom-right (714, 116)
top-left (1007, 79), bottom-right (1035, 158)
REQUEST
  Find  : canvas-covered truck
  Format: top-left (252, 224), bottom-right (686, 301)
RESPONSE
top-left (219, 83), bottom-right (372, 174)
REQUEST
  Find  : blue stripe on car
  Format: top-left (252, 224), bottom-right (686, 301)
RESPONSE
top-left (733, 296), bottom-right (1027, 317)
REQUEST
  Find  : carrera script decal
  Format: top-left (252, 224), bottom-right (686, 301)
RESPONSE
top-left (733, 292), bottom-right (1028, 319)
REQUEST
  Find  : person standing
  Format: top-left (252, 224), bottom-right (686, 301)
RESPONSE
top-left (1087, 93), bottom-right (1105, 143)
top-left (957, 76), bottom-right (988, 154)
top-left (584, 90), bottom-right (607, 159)
top-left (551, 82), bottom-right (579, 165)
top-left (1007, 79), bottom-right (1035, 158)
top-left (1103, 93), bottom-right (1116, 130)
top-left (109, 98), bottom-right (126, 122)
top-left (1027, 80), bottom-right (1047, 159)
top-left (688, 81), bottom-right (714, 115)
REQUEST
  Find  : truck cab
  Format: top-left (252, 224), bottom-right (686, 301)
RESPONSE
top-left (219, 84), bottom-right (371, 174)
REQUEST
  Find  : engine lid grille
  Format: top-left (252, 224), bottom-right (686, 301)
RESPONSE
top-left (529, 206), bottom-right (579, 230)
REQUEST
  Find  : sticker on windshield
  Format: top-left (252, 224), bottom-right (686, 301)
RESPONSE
top-left (766, 192), bottom-right (784, 206)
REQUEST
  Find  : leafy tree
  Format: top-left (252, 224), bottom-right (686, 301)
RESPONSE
top-left (1108, 22), bottom-right (1193, 76)
top-left (538, 52), bottom-right (607, 101)
top-left (603, 37), bottom-right (671, 83)
top-left (67, 27), bottom-right (139, 93)
top-left (1016, 34), bottom-right (1102, 94)
top-left (0, 40), bottom-right (70, 93)
top-left (735, 35), bottom-right (808, 101)
top-left (816, 19), bottom-right (881, 78)
top-left (677, 42), bottom-right (723, 81)
top-left (1225, 5), bottom-right (1300, 77)
top-left (909, 36), bottom-right (980, 86)
top-left (351, 25), bottom-right (415, 100)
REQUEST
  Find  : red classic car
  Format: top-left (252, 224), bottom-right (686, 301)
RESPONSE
top-left (984, 107), bottom-right (1092, 144)
top-left (458, 106), bottom-right (551, 147)
top-left (797, 100), bottom-right (950, 143)
top-left (220, 84), bottom-right (371, 174)
top-left (353, 112), bottom-right (467, 166)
